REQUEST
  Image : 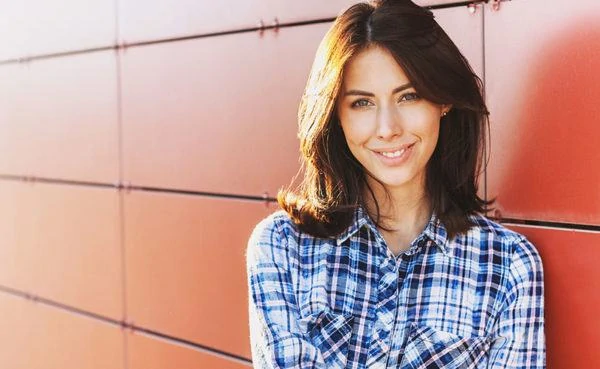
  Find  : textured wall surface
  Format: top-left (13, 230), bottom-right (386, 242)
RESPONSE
top-left (0, 0), bottom-right (598, 367)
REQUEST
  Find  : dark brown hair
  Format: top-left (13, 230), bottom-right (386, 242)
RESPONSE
top-left (278, 0), bottom-right (491, 239)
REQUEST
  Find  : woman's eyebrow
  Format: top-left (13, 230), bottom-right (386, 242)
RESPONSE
top-left (343, 83), bottom-right (413, 97)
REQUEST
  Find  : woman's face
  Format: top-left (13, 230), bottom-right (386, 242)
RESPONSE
top-left (336, 45), bottom-right (450, 193)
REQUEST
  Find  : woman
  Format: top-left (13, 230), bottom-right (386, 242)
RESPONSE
top-left (247, 0), bottom-right (545, 368)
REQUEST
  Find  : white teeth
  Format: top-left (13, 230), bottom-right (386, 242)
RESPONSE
top-left (380, 149), bottom-right (405, 158)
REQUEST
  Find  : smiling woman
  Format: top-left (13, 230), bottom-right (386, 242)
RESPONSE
top-left (246, 0), bottom-right (545, 368)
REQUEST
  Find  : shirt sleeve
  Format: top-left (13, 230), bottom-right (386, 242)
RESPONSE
top-left (246, 215), bottom-right (326, 369)
top-left (488, 237), bottom-right (546, 368)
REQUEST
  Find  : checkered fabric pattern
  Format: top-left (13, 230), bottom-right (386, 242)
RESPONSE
top-left (246, 207), bottom-right (545, 368)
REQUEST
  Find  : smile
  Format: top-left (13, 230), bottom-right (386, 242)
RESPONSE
top-left (380, 149), bottom-right (405, 158)
top-left (373, 143), bottom-right (415, 156)
top-left (371, 143), bottom-right (416, 166)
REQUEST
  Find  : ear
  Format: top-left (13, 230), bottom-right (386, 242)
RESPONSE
top-left (441, 104), bottom-right (453, 117)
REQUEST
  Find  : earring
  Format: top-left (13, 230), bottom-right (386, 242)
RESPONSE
top-left (441, 111), bottom-right (447, 117)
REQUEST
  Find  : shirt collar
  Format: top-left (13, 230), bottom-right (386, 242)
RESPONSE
top-left (335, 206), bottom-right (370, 246)
top-left (421, 213), bottom-right (451, 256)
top-left (335, 206), bottom-right (451, 256)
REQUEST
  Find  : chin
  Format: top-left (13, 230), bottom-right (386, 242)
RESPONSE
top-left (370, 174), bottom-right (414, 188)
top-left (367, 166), bottom-right (426, 189)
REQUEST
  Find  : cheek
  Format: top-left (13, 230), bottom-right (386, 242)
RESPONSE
top-left (422, 121), bottom-right (441, 156)
top-left (402, 109), bottom-right (440, 141)
top-left (340, 117), bottom-right (373, 146)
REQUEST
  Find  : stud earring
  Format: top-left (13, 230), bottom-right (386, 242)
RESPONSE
top-left (441, 111), bottom-right (447, 117)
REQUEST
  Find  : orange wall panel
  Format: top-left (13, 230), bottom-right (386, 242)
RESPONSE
top-left (0, 181), bottom-right (122, 320)
top-left (0, 293), bottom-right (124, 369)
top-left (128, 332), bottom-right (251, 369)
top-left (118, 0), bottom-right (355, 43)
top-left (0, 181), bottom-right (32, 291)
top-left (121, 24), bottom-right (329, 196)
top-left (485, 0), bottom-right (600, 224)
top-left (0, 0), bottom-right (115, 61)
top-left (124, 192), bottom-right (271, 359)
top-left (0, 52), bottom-right (119, 183)
top-left (507, 225), bottom-right (600, 369)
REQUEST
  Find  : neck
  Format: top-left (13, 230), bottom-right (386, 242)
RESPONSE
top-left (364, 176), bottom-right (432, 253)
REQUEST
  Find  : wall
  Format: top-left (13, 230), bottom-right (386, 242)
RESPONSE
top-left (0, 0), bottom-right (598, 368)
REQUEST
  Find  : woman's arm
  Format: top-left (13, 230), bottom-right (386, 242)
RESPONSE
top-left (488, 237), bottom-right (546, 368)
top-left (246, 215), bottom-right (326, 369)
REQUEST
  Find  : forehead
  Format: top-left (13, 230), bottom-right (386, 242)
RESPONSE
top-left (341, 45), bottom-right (411, 90)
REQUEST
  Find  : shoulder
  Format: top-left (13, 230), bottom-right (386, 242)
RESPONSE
top-left (468, 214), bottom-right (539, 252)
top-left (248, 210), bottom-right (301, 246)
top-left (459, 214), bottom-right (544, 303)
top-left (246, 210), bottom-right (302, 267)
top-left (247, 210), bottom-right (335, 271)
top-left (457, 214), bottom-right (543, 272)
top-left (468, 214), bottom-right (523, 242)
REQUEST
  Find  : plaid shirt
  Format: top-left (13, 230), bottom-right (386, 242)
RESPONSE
top-left (246, 207), bottom-right (545, 368)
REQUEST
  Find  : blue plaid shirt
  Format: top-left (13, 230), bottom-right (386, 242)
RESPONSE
top-left (246, 207), bottom-right (545, 368)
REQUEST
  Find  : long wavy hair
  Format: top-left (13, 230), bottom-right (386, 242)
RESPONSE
top-left (278, 0), bottom-right (492, 239)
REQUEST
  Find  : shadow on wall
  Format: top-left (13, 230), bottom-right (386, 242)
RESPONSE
top-left (497, 19), bottom-right (600, 224)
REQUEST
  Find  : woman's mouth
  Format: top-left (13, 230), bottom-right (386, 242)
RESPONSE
top-left (372, 143), bottom-right (415, 166)
top-left (380, 148), bottom-right (406, 158)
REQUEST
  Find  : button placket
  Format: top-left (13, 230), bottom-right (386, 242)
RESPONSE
top-left (384, 251), bottom-right (414, 367)
top-left (367, 255), bottom-right (399, 366)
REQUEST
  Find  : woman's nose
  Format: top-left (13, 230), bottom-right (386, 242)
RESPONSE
top-left (375, 105), bottom-right (403, 140)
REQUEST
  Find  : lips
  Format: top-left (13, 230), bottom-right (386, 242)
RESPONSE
top-left (371, 143), bottom-right (416, 165)
top-left (380, 148), bottom-right (406, 158)
top-left (373, 143), bottom-right (415, 156)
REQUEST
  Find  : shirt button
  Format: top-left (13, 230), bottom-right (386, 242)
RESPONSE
top-left (381, 258), bottom-right (396, 272)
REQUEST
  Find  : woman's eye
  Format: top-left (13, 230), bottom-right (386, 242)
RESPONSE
top-left (351, 99), bottom-right (372, 108)
top-left (399, 92), bottom-right (420, 102)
